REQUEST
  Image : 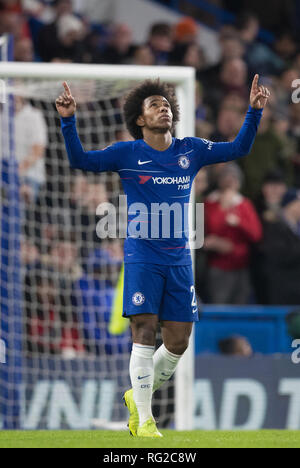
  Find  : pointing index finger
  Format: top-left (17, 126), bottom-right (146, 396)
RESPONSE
top-left (251, 74), bottom-right (259, 92)
top-left (63, 81), bottom-right (72, 96)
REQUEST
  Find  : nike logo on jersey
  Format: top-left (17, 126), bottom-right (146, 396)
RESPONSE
top-left (138, 159), bottom-right (152, 165)
top-left (192, 308), bottom-right (198, 314)
top-left (138, 374), bottom-right (151, 380)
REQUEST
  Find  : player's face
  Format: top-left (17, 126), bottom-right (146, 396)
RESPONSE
top-left (138, 95), bottom-right (173, 133)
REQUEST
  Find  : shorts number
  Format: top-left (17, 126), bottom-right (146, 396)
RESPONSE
top-left (190, 285), bottom-right (197, 307)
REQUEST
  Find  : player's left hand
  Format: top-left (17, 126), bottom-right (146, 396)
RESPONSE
top-left (249, 74), bottom-right (270, 109)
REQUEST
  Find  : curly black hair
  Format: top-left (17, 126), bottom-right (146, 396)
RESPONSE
top-left (123, 79), bottom-right (180, 140)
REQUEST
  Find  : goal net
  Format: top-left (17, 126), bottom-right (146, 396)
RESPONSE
top-left (0, 59), bottom-right (195, 430)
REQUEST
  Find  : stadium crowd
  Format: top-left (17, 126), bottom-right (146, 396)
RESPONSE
top-left (1, 0), bottom-right (300, 356)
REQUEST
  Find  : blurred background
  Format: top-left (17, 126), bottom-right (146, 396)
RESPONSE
top-left (1, 0), bottom-right (300, 431)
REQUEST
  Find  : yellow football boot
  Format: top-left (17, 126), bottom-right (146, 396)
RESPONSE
top-left (123, 389), bottom-right (139, 436)
top-left (136, 418), bottom-right (163, 438)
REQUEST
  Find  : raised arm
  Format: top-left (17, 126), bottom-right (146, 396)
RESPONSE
top-left (194, 74), bottom-right (271, 168)
top-left (56, 82), bottom-right (120, 173)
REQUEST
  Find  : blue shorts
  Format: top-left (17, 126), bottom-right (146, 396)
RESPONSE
top-left (123, 263), bottom-right (200, 322)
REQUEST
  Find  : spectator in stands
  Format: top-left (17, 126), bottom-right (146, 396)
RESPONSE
top-left (220, 58), bottom-right (249, 100)
top-left (220, 92), bottom-right (248, 114)
top-left (286, 309), bottom-right (300, 339)
top-left (0, 0), bottom-right (21, 12)
top-left (255, 170), bottom-right (287, 222)
top-left (168, 42), bottom-right (205, 72)
top-left (100, 23), bottom-right (135, 65)
top-left (239, 105), bottom-right (294, 199)
top-left (273, 32), bottom-right (298, 65)
top-left (14, 96), bottom-right (48, 202)
top-left (292, 50), bottom-right (300, 74)
top-left (174, 16), bottom-right (198, 45)
top-left (20, 238), bottom-right (41, 325)
top-left (75, 247), bottom-right (130, 355)
top-left (84, 179), bottom-right (109, 213)
top-left (70, 174), bottom-right (89, 205)
top-left (210, 106), bottom-right (243, 142)
top-left (194, 167), bottom-right (209, 203)
top-left (170, 18), bottom-right (206, 75)
top-left (218, 335), bottom-right (253, 357)
top-left (85, 242), bottom-right (123, 287)
top-left (103, 240), bottom-right (124, 265)
top-left (205, 58), bottom-right (249, 116)
top-left (37, 0), bottom-right (74, 61)
top-left (147, 22), bottom-right (174, 65)
top-left (236, 11), bottom-right (285, 76)
top-left (0, 8), bottom-right (24, 39)
top-left (70, 0), bottom-right (112, 23)
top-left (260, 188), bottom-right (300, 305)
top-left (288, 102), bottom-right (300, 188)
top-left (68, 177), bottom-right (109, 266)
top-left (45, 234), bottom-right (82, 281)
top-left (204, 163), bottom-right (262, 304)
top-left (22, 0), bottom-right (54, 21)
top-left (25, 273), bottom-right (60, 355)
top-left (25, 269), bottom-right (84, 357)
top-left (131, 45), bottom-right (155, 66)
top-left (195, 81), bottom-right (213, 139)
top-left (273, 108), bottom-right (294, 143)
top-left (219, 33), bottom-right (246, 61)
top-left (206, 106), bottom-right (243, 193)
top-left (236, 12), bottom-right (259, 44)
top-left (44, 234), bottom-right (84, 357)
top-left (0, 0), bottom-right (31, 39)
top-left (199, 34), bottom-right (245, 95)
top-left (233, 0), bottom-right (294, 33)
top-left (251, 170), bottom-right (287, 304)
top-left (14, 37), bottom-right (34, 61)
top-left (21, 237), bottom-right (40, 271)
top-left (52, 13), bottom-right (86, 62)
top-left (276, 68), bottom-right (299, 114)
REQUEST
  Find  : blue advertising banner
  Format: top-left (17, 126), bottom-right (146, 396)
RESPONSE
top-left (194, 354), bottom-right (300, 430)
top-left (20, 357), bottom-right (131, 430)
top-left (9, 354), bottom-right (300, 430)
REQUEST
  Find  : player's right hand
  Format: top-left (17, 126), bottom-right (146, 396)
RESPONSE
top-left (55, 82), bottom-right (76, 118)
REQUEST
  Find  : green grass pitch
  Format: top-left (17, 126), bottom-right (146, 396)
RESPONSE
top-left (0, 430), bottom-right (299, 448)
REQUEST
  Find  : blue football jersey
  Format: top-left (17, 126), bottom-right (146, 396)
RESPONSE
top-left (61, 106), bottom-right (262, 265)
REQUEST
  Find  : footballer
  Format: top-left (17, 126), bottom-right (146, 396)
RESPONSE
top-left (56, 75), bottom-right (270, 437)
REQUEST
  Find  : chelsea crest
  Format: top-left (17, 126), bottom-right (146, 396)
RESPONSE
top-left (178, 155), bottom-right (190, 169)
top-left (132, 292), bottom-right (145, 306)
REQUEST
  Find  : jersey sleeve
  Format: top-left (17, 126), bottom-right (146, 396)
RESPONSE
top-left (61, 115), bottom-right (126, 173)
top-left (191, 106), bottom-right (263, 171)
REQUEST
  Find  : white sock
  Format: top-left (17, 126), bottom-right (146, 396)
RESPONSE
top-left (153, 344), bottom-right (182, 393)
top-left (129, 343), bottom-right (155, 426)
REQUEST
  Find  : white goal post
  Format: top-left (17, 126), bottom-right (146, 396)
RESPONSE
top-left (0, 61), bottom-right (195, 431)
